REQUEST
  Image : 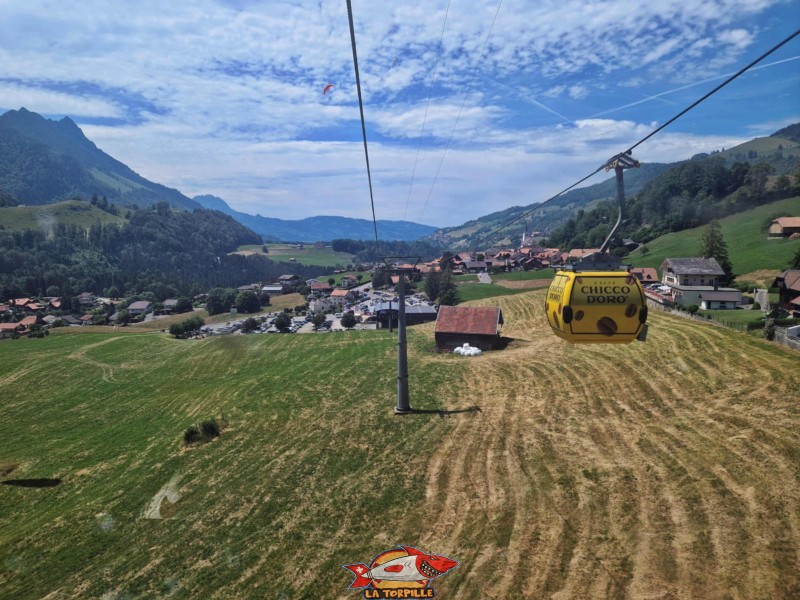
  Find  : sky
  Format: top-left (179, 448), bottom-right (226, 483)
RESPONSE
top-left (0, 1), bottom-right (798, 228)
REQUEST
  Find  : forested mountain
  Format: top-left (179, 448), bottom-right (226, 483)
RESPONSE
top-left (0, 201), bottom-right (327, 302)
top-left (194, 194), bottom-right (437, 242)
top-left (434, 127), bottom-right (800, 249)
top-left (431, 162), bottom-right (672, 248)
top-left (0, 108), bottom-right (200, 209)
top-left (547, 148), bottom-right (800, 250)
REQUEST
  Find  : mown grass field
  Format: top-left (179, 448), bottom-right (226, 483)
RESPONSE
top-left (627, 196), bottom-right (800, 274)
top-left (236, 244), bottom-right (356, 267)
top-left (0, 200), bottom-right (127, 230)
top-left (1, 290), bottom-right (798, 599)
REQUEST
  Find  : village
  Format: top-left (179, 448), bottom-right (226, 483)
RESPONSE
top-left (2, 225), bottom-right (799, 351)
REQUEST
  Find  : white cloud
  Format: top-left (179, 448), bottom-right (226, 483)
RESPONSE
top-left (0, 0), bottom-right (795, 230)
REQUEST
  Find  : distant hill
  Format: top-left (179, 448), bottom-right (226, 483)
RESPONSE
top-left (431, 162), bottom-right (672, 248)
top-left (193, 194), bottom-right (437, 242)
top-left (0, 108), bottom-right (200, 210)
top-left (433, 128), bottom-right (800, 249)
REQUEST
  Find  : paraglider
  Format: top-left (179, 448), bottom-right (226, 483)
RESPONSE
top-left (323, 83), bottom-right (335, 98)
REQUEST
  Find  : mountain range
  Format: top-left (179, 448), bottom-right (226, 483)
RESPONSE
top-left (0, 108), bottom-right (435, 242)
top-left (193, 194), bottom-right (436, 242)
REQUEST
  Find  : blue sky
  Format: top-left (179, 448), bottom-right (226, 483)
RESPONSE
top-left (0, 1), bottom-right (798, 228)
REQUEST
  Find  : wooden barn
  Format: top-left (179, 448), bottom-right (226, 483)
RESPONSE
top-left (434, 305), bottom-right (504, 352)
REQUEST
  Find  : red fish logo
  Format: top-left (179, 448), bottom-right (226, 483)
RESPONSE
top-left (343, 546), bottom-right (458, 597)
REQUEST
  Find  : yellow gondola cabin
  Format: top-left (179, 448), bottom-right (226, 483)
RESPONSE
top-left (546, 270), bottom-right (648, 343)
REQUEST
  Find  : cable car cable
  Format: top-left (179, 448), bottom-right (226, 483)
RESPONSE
top-left (403, 0), bottom-right (452, 220)
top-left (346, 0), bottom-right (380, 257)
top-left (418, 0), bottom-right (504, 222)
top-left (473, 26), bottom-right (800, 249)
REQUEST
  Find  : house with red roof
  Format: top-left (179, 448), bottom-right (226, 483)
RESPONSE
top-left (434, 305), bottom-right (504, 352)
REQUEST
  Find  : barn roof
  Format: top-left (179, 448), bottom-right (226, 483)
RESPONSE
top-left (434, 305), bottom-right (504, 336)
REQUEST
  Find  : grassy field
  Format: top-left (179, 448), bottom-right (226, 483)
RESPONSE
top-left (317, 271), bottom-right (372, 286)
top-left (0, 200), bottom-right (127, 230)
top-left (626, 196), bottom-right (800, 274)
top-left (456, 282), bottom-right (531, 302)
top-left (236, 244), bottom-right (356, 268)
top-left (1, 290), bottom-right (798, 599)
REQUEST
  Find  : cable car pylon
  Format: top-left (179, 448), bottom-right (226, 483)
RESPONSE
top-left (382, 257), bottom-right (420, 414)
top-left (545, 152), bottom-right (649, 343)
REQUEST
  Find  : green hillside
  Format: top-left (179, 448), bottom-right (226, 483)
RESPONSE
top-left (626, 196), bottom-right (800, 274)
top-left (0, 199), bottom-right (127, 231)
top-left (1, 292), bottom-right (798, 598)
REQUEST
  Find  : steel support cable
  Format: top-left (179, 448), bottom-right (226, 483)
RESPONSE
top-left (403, 0), bottom-right (452, 220)
top-left (418, 0), bottom-right (503, 222)
top-left (346, 0), bottom-right (380, 256)
top-left (474, 26), bottom-right (800, 249)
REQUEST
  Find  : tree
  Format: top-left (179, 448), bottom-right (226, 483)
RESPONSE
top-left (437, 268), bottom-right (460, 306)
top-left (356, 274), bottom-right (363, 283)
top-left (262, 244), bottom-right (269, 253)
top-left (327, 277), bottom-right (336, 287)
top-left (116, 310), bottom-right (131, 325)
top-left (106, 285), bottom-right (120, 299)
top-left (242, 317), bottom-right (259, 332)
top-left (174, 297), bottom-right (193, 314)
top-left (698, 220), bottom-right (734, 286)
top-left (791, 245), bottom-right (800, 270)
top-left (206, 287), bottom-right (236, 315)
top-left (169, 322), bottom-right (185, 338)
top-left (640, 244), bottom-right (649, 256)
top-left (340, 311), bottom-right (357, 329)
top-left (235, 291), bottom-right (261, 314)
top-left (259, 291), bottom-right (271, 306)
top-left (775, 174), bottom-right (791, 191)
top-left (371, 269), bottom-right (388, 289)
top-left (424, 270), bottom-right (441, 301)
top-left (274, 312), bottom-right (291, 330)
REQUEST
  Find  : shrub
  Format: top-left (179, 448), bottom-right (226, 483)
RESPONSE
top-left (687, 304), bottom-right (699, 314)
top-left (752, 302), bottom-right (761, 310)
top-left (200, 419), bottom-right (220, 439)
top-left (184, 426), bottom-right (201, 445)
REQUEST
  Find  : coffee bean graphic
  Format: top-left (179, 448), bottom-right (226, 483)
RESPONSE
top-left (575, 310), bottom-right (584, 321)
top-left (625, 304), bottom-right (638, 318)
top-left (597, 316), bottom-right (617, 336)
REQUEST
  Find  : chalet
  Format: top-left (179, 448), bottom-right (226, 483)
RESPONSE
top-left (262, 284), bottom-right (284, 295)
top-left (10, 298), bottom-right (32, 309)
top-left (0, 304), bottom-right (9, 315)
top-left (127, 300), bottom-right (152, 316)
top-left (60, 315), bottom-right (82, 326)
top-left (659, 257), bottom-right (740, 307)
top-left (18, 316), bottom-right (38, 332)
top-left (621, 239), bottom-right (639, 251)
top-left (161, 299), bottom-right (179, 314)
top-left (629, 267), bottom-right (659, 284)
top-left (310, 281), bottom-right (333, 296)
top-left (699, 291), bottom-right (741, 310)
top-left (278, 274), bottom-right (300, 288)
top-left (660, 258), bottom-right (724, 287)
top-left (773, 270), bottom-right (800, 308)
top-left (237, 284), bottom-right (260, 293)
top-left (48, 297), bottom-right (62, 309)
top-left (339, 275), bottom-right (358, 288)
top-left (568, 248), bottom-right (600, 261)
top-left (329, 288), bottom-right (357, 308)
top-left (768, 217), bottom-right (800, 237)
top-left (78, 292), bottom-right (96, 306)
top-left (464, 260), bottom-right (487, 273)
top-left (434, 305), bottom-right (504, 352)
top-left (80, 314), bottom-right (95, 326)
top-left (0, 322), bottom-right (21, 339)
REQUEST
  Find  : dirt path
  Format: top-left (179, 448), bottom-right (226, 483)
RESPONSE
top-left (415, 291), bottom-right (800, 599)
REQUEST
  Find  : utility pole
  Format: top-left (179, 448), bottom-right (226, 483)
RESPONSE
top-left (383, 257), bottom-right (419, 415)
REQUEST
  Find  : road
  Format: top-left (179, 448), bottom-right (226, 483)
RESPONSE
top-left (477, 272), bottom-right (492, 284)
